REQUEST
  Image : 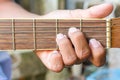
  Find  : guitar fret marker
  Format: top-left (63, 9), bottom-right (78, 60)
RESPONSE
top-left (106, 19), bottom-right (111, 48)
top-left (12, 19), bottom-right (16, 50)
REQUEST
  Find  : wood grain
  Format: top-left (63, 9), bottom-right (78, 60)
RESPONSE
top-left (111, 18), bottom-right (120, 48)
top-left (0, 19), bottom-right (106, 50)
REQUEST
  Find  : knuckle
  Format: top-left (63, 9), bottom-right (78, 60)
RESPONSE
top-left (64, 56), bottom-right (77, 66)
top-left (78, 49), bottom-right (90, 60)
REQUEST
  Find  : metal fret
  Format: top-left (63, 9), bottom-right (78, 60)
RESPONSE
top-left (56, 19), bottom-right (58, 50)
top-left (33, 19), bottom-right (36, 50)
top-left (106, 19), bottom-right (111, 48)
top-left (80, 19), bottom-right (82, 31)
top-left (11, 19), bottom-right (16, 50)
top-left (0, 18), bottom-right (108, 51)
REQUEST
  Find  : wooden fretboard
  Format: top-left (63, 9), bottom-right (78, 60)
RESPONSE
top-left (0, 18), bottom-right (120, 51)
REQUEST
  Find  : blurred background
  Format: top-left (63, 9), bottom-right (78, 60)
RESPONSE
top-left (11, 0), bottom-right (120, 80)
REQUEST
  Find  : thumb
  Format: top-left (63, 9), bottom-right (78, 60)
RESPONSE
top-left (42, 3), bottom-right (113, 18)
top-left (84, 3), bottom-right (113, 18)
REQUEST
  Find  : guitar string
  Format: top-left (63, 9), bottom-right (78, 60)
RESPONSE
top-left (0, 19), bottom-right (110, 49)
top-left (0, 19), bottom-right (118, 49)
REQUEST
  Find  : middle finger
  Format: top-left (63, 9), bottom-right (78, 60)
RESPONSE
top-left (56, 33), bottom-right (77, 66)
top-left (68, 27), bottom-right (90, 61)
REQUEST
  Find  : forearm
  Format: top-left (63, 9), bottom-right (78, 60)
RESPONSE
top-left (0, 0), bottom-right (41, 18)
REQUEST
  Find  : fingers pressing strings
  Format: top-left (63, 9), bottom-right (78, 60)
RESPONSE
top-left (56, 27), bottom-right (91, 66)
top-left (56, 33), bottom-right (77, 66)
top-left (37, 27), bottom-right (106, 72)
top-left (68, 27), bottom-right (90, 61)
top-left (35, 3), bottom-right (113, 72)
top-left (89, 39), bottom-right (105, 66)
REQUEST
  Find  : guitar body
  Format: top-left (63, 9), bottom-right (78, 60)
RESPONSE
top-left (111, 18), bottom-right (120, 48)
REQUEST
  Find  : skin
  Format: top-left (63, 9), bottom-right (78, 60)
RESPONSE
top-left (0, 0), bottom-right (113, 72)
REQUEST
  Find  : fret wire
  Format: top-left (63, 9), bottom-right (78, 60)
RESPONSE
top-left (33, 19), bottom-right (36, 50)
top-left (80, 19), bottom-right (82, 31)
top-left (0, 19), bottom-right (107, 50)
top-left (12, 19), bottom-right (16, 50)
top-left (106, 19), bottom-right (111, 48)
top-left (56, 19), bottom-right (58, 50)
top-left (79, 19), bottom-right (82, 51)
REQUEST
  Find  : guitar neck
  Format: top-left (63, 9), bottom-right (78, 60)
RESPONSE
top-left (0, 18), bottom-right (119, 51)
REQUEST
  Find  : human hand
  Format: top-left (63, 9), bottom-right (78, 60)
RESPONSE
top-left (36, 3), bottom-right (113, 72)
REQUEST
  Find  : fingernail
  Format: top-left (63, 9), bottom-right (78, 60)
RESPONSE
top-left (56, 33), bottom-right (66, 40)
top-left (89, 39), bottom-right (101, 48)
top-left (69, 27), bottom-right (79, 34)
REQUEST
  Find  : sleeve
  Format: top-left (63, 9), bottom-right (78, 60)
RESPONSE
top-left (0, 51), bottom-right (12, 80)
top-left (0, 66), bottom-right (7, 80)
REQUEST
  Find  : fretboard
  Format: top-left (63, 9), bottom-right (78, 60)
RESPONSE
top-left (0, 18), bottom-right (119, 51)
